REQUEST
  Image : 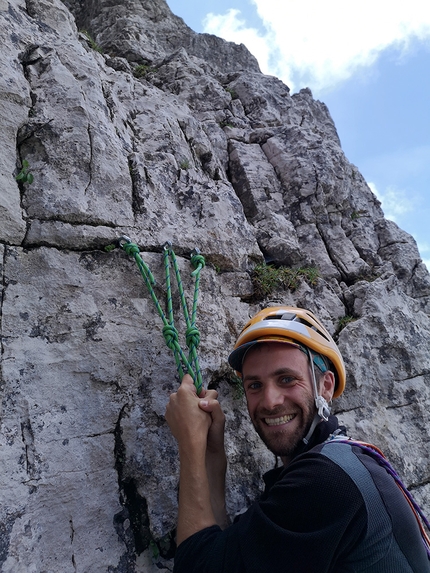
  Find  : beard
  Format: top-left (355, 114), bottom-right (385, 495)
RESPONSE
top-left (251, 394), bottom-right (316, 459)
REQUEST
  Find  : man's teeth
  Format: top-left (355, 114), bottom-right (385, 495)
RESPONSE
top-left (265, 414), bottom-right (295, 426)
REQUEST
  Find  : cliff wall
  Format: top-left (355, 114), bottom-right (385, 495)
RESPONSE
top-left (1, 1), bottom-right (429, 571)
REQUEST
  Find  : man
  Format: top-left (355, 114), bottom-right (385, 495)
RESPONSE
top-left (165, 306), bottom-right (430, 572)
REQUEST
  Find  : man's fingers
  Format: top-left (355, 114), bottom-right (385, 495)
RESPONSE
top-left (199, 388), bottom-right (218, 400)
top-left (180, 373), bottom-right (196, 388)
top-left (198, 399), bottom-right (225, 423)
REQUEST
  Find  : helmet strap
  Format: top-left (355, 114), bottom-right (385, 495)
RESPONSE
top-left (302, 349), bottom-right (331, 445)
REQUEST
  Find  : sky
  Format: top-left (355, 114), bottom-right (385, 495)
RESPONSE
top-left (167, 0), bottom-right (430, 270)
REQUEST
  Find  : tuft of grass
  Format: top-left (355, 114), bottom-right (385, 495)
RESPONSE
top-left (104, 244), bottom-right (116, 253)
top-left (338, 315), bottom-right (356, 332)
top-left (81, 30), bottom-right (103, 53)
top-left (355, 269), bottom-right (380, 283)
top-left (150, 532), bottom-right (176, 561)
top-left (251, 263), bottom-right (320, 298)
top-left (179, 159), bottom-right (190, 170)
top-left (133, 64), bottom-right (155, 78)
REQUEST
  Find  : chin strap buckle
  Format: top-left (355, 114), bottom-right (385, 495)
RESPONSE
top-left (315, 395), bottom-right (330, 422)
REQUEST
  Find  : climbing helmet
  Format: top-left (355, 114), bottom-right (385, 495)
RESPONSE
top-left (228, 306), bottom-right (346, 398)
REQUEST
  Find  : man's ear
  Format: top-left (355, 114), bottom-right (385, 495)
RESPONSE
top-left (320, 371), bottom-right (335, 402)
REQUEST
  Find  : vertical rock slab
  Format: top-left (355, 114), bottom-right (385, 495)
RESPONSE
top-left (0, 17), bottom-right (30, 244)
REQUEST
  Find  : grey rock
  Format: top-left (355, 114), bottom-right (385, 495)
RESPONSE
top-left (63, 0), bottom-right (260, 73)
top-left (0, 0), bottom-right (429, 570)
top-left (0, 25), bottom-right (30, 244)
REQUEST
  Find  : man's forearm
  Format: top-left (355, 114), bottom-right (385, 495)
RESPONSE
top-left (177, 444), bottom-right (217, 546)
top-left (206, 452), bottom-right (229, 529)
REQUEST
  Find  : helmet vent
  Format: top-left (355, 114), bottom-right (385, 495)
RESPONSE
top-left (263, 312), bottom-right (297, 321)
top-left (261, 311), bottom-right (331, 342)
top-left (296, 317), bottom-right (331, 342)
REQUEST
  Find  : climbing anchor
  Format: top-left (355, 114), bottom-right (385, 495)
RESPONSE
top-left (119, 236), bottom-right (205, 395)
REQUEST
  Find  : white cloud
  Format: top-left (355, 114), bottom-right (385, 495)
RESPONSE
top-left (202, 1), bottom-right (430, 93)
top-left (368, 182), bottom-right (417, 222)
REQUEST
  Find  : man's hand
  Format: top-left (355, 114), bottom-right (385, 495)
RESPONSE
top-left (198, 388), bottom-right (226, 455)
top-left (165, 374), bottom-right (213, 452)
top-left (198, 390), bottom-right (229, 529)
top-left (165, 375), bottom-right (229, 542)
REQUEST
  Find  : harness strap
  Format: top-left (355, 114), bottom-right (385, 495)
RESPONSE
top-left (329, 436), bottom-right (430, 558)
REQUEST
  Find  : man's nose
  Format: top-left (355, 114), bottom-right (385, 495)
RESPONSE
top-left (261, 383), bottom-right (284, 410)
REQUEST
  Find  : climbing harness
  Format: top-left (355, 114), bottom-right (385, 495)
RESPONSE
top-left (328, 434), bottom-right (430, 559)
top-left (119, 236), bottom-right (205, 395)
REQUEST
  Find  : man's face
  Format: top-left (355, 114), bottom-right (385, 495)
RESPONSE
top-left (242, 342), bottom-right (320, 463)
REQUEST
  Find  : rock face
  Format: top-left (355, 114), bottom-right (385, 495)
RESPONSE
top-left (1, 1), bottom-right (429, 571)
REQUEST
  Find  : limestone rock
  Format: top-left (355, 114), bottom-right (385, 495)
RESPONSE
top-left (0, 0), bottom-right (429, 570)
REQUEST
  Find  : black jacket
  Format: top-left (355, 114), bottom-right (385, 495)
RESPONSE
top-left (173, 416), bottom-right (430, 573)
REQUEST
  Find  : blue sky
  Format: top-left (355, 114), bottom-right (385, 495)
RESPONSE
top-left (167, 0), bottom-right (430, 270)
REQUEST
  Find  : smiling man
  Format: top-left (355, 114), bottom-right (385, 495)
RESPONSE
top-left (241, 341), bottom-right (334, 464)
top-left (165, 306), bottom-right (430, 572)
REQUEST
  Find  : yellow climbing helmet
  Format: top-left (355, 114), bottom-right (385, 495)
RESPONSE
top-left (228, 306), bottom-right (346, 398)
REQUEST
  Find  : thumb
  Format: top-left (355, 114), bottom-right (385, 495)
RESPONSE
top-left (199, 398), bottom-right (225, 425)
top-left (180, 373), bottom-right (198, 394)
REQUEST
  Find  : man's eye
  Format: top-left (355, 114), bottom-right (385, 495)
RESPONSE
top-left (280, 376), bottom-right (296, 385)
top-left (246, 382), bottom-right (261, 391)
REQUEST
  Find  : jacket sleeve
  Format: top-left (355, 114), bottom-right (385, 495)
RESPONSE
top-left (173, 453), bottom-right (367, 573)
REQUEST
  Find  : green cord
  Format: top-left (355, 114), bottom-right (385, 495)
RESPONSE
top-left (120, 237), bottom-right (204, 395)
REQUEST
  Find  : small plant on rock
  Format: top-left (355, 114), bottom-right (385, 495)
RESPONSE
top-left (351, 209), bottom-right (368, 220)
top-left (16, 160), bottom-right (34, 185)
top-left (252, 263), bottom-right (320, 298)
top-left (338, 315), bottom-right (356, 332)
top-left (133, 64), bottom-right (155, 78)
top-left (179, 159), bottom-right (190, 170)
top-left (228, 371), bottom-right (244, 400)
top-left (225, 87), bottom-right (237, 99)
top-left (81, 30), bottom-right (103, 53)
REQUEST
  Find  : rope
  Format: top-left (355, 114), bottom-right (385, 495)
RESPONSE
top-left (119, 237), bottom-right (204, 395)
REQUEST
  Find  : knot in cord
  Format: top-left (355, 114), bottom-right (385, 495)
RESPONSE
top-left (190, 253), bottom-right (206, 275)
top-left (185, 326), bottom-right (200, 349)
top-left (162, 324), bottom-right (180, 351)
top-left (122, 242), bottom-right (141, 257)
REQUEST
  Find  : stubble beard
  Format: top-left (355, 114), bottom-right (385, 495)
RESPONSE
top-left (252, 395), bottom-right (316, 458)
